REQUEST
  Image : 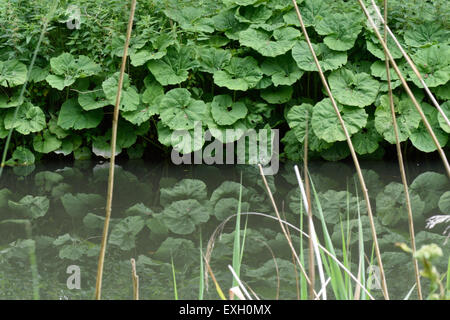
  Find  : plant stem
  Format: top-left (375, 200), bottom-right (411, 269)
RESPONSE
top-left (94, 0), bottom-right (137, 300)
top-left (131, 258), bottom-right (139, 300)
top-left (383, 0), bottom-right (422, 300)
top-left (291, 0), bottom-right (390, 299)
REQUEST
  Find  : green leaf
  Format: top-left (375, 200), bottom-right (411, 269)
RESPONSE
top-left (34, 171), bottom-right (63, 192)
top-left (292, 41), bottom-right (347, 72)
top-left (33, 130), bottom-right (62, 154)
top-left (328, 68), bottom-right (380, 107)
top-left (284, 0), bottom-right (330, 28)
top-left (315, 12), bottom-right (363, 51)
top-left (260, 85), bottom-right (293, 104)
top-left (212, 8), bottom-right (247, 40)
top-left (366, 33), bottom-right (403, 61)
top-left (102, 72), bottom-right (139, 112)
top-left (438, 191), bottom-right (450, 213)
top-left (211, 95), bottom-right (247, 126)
top-left (164, 7), bottom-right (214, 33)
top-left (78, 90), bottom-right (109, 111)
top-left (235, 5), bottom-right (273, 24)
top-left (213, 56), bottom-right (262, 91)
top-left (125, 203), bottom-right (153, 216)
top-left (160, 88), bottom-right (207, 130)
top-left (239, 27), bottom-right (300, 57)
top-left (376, 182), bottom-right (425, 226)
top-left (4, 102), bottom-right (46, 135)
top-left (410, 172), bottom-right (449, 213)
top-left (6, 146), bottom-right (35, 166)
top-left (197, 47), bottom-right (232, 74)
top-left (161, 199), bottom-right (209, 235)
top-left (437, 101), bottom-right (450, 133)
top-left (57, 99), bottom-right (103, 130)
top-left (286, 103), bottom-right (313, 143)
top-left (351, 119), bottom-right (382, 155)
top-left (46, 53), bottom-right (100, 90)
top-left (408, 44), bottom-right (450, 88)
top-left (123, 80), bottom-right (163, 125)
top-left (261, 54), bottom-right (304, 87)
top-left (60, 193), bottom-right (104, 218)
top-left (0, 60), bottom-right (27, 87)
top-left (311, 99), bottom-right (368, 143)
top-left (109, 216), bottom-right (145, 250)
top-left (91, 135), bottom-right (122, 158)
top-left (410, 103), bottom-right (448, 152)
top-left (213, 198), bottom-right (250, 221)
top-left (8, 195), bottom-right (49, 219)
top-left (147, 46), bottom-right (196, 85)
top-left (374, 95), bottom-right (422, 144)
top-left (404, 24), bottom-right (449, 48)
top-left (160, 179), bottom-right (208, 207)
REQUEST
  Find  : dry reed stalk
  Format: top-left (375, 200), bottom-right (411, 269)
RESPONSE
top-left (94, 0), bottom-right (137, 300)
top-left (131, 258), bottom-right (139, 300)
top-left (357, 0), bottom-right (450, 178)
top-left (368, 0), bottom-right (450, 127)
top-left (291, 0), bottom-right (389, 299)
top-left (382, 0), bottom-right (422, 300)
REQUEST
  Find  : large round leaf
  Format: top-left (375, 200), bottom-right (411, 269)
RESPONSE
top-left (0, 60), bottom-right (27, 87)
top-left (211, 95), bottom-right (247, 126)
top-left (160, 178), bottom-right (208, 207)
top-left (57, 99), bottom-right (103, 130)
top-left (286, 103), bottom-right (313, 143)
top-left (328, 68), bottom-right (380, 107)
top-left (437, 101), bottom-right (450, 133)
top-left (33, 130), bottom-right (62, 154)
top-left (311, 99), bottom-right (368, 143)
top-left (109, 216), bottom-right (145, 250)
top-left (161, 199), bottom-right (210, 235)
top-left (408, 44), bottom-right (450, 88)
top-left (4, 102), bottom-right (45, 135)
top-left (410, 103), bottom-right (448, 152)
top-left (102, 72), bottom-right (139, 112)
top-left (213, 56), bottom-right (262, 91)
top-left (159, 88), bottom-right (207, 130)
top-left (292, 41), bottom-right (347, 72)
top-left (239, 27), bottom-right (300, 57)
top-left (261, 54), bottom-right (304, 86)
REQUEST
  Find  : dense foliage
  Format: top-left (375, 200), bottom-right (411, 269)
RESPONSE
top-left (0, 0), bottom-right (449, 164)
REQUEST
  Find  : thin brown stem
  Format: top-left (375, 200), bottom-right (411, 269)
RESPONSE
top-left (94, 0), bottom-right (137, 300)
top-left (291, 0), bottom-right (389, 299)
top-left (131, 258), bottom-right (139, 300)
top-left (383, 0), bottom-right (422, 300)
top-left (358, 0), bottom-right (450, 178)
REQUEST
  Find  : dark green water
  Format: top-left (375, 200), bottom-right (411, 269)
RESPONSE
top-left (0, 160), bottom-right (448, 300)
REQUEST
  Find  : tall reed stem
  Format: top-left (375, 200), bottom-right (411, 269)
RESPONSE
top-left (291, 0), bottom-right (389, 299)
top-left (382, 0), bottom-right (422, 300)
top-left (95, 0), bottom-right (137, 300)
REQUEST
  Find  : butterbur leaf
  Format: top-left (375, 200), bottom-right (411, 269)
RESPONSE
top-left (328, 68), bottom-right (380, 108)
top-left (212, 8), bottom-right (247, 40)
top-left (4, 102), bottom-right (45, 135)
top-left (163, 7), bottom-right (214, 33)
top-left (235, 5), bottom-right (273, 24)
top-left (376, 182), bottom-right (425, 226)
top-left (239, 27), bottom-right (300, 57)
top-left (125, 203), bottom-right (153, 216)
top-left (0, 60), bottom-right (27, 87)
top-left (61, 193), bottom-right (104, 218)
top-left (92, 136), bottom-right (122, 158)
top-left (6, 146), bottom-right (35, 166)
top-left (46, 53), bottom-right (100, 90)
top-left (437, 101), bottom-right (450, 133)
top-left (260, 86), bottom-right (293, 104)
top-left (102, 72), bottom-right (139, 112)
top-left (374, 95), bottom-right (422, 144)
top-left (57, 99), bottom-right (103, 130)
top-left (109, 216), bottom-right (145, 250)
top-left (315, 12), bottom-right (363, 51)
top-left (213, 56), bottom-right (262, 91)
top-left (161, 199), bottom-right (210, 235)
top-left (408, 44), bottom-right (450, 88)
top-left (147, 46), bottom-right (196, 85)
top-left (286, 103), bottom-right (313, 143)
top-left (33, 130), bottom-right (62, 154)
top-left (160, 178), bottom-right (207, 207)
top-left (261, 54), bottom-right (304, 86)
top-left (197, 47), bottom-right (232, 74)
top-left (159, 88), bottom-right (207, 130)
top-left (211, 95), bottom-right (247, 126)
top-left (311, 99), bottom-right (368, 143)
top-left (207, 118), bottom-right (249, 144)
top-left (8, 195), bottom-right (49, 219)
top-left (438, 191), bottom-right (450, 213)
top-left (292, 41), bottom-right (347, 72)
top-left (284, 0), bottom-right (330, 27)
top-left (404, 24), bottom-right (449, 48)
top-left (410, 103), bottom-right (448, 152)
top-left (411, 172), bottom-right (449, 213)
top-left (78, 90), bottom-right (109, 111)
top-left (222, 0), bottom-right (260, 6)
top-left (213, 198), bottom-right (250, 221)
top-left (366, 33), bottom-right (402, 61)
top-left (351, 119), bottom-right (382, 155)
